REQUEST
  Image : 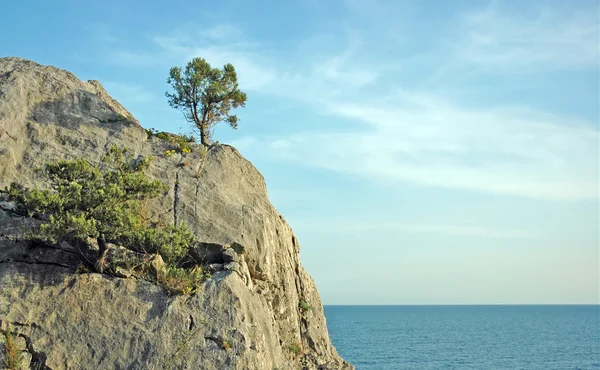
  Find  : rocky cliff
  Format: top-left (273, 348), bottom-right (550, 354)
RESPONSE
top-left (0, 57), bottom-right (353, 370)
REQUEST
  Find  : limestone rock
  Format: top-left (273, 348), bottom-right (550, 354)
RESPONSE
top-left (148, 254), bottom-right (166, 275)
top-left (0, 57), bottom-right (353, 369)
top-left (228, 241), bottom-right (245, 255)
top-left (209, 263), bottom-right (225, 272)
top-left (113, 267), bottom-right (132, 278)
top-left (222, 247), bottom-right (239, 263)
top-left (194, 241), bottom-right (226, 264)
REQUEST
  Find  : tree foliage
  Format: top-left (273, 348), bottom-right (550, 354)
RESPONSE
top-left (166, 57), bottom-right (247, 146)
top-left (5, 146), bottom-right (194, 265)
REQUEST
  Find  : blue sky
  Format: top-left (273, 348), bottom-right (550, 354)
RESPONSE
top-left (2, 0), bottom-right (598, 304)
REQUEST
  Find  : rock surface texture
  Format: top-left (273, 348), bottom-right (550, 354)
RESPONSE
top-left (0, 57), bottom-right (353, 370)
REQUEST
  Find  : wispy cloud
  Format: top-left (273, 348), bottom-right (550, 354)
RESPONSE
top-left (246, 98), bottom-right (598, 200)
top-left (94, 2), bottom-right (599, 201)
top-left (198, 24), bottom-right (243, 41)
top-left (239, 2), bottom-right (599, 201)
top-left (101, 24), bottom-right (277, 90)
top-left (455, 3), bottom-right (600, 70)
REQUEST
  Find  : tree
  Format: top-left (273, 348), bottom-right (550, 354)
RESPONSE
top-left (166, 57), bottom-right (247, 146)
top-left (4, 146), bottom-right (194, 270)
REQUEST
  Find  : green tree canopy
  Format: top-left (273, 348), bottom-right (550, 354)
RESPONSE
top-left (166, 57), bottom-right (247, 146)
top-left (5, 146), bottom-right (194, 268)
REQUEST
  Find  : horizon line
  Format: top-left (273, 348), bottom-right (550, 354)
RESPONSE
top-left (323, 303), bottom-right (600, 306)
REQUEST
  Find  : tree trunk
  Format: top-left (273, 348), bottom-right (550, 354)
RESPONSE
top-left (96, 232), bottom-right (108, 273)
top-left (200, 124), bottom-right (209, 146)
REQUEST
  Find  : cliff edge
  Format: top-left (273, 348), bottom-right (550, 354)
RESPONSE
top-left (0, 57), bottom-right (352, 370)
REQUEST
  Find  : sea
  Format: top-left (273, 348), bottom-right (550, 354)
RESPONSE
top-left (324, 305), bottom-right (600, 370)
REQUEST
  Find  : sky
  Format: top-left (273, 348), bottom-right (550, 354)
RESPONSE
top-left (1, 0), bottom-right (598, 305)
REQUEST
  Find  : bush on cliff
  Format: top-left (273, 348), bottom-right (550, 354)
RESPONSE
top-left (4, 145), bottom-right (195, 269)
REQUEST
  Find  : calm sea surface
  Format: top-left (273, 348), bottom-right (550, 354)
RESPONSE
top-left (324, 305), bottom-right (600, 370)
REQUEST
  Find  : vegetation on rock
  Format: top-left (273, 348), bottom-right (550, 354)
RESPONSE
top-left (157, 265), bottom-right (207, 295)
top-left (3, 146), bottom-right (201, 292)
top-left (2, 329), bottom-right (23, 370)
top-left (166, 57), bottom-right (247, 146)
top-left (299, 299), bottom-right (312, 312)
top-left (286, 343), bottom-right (302, 356)
top-left (145, 128), bottom-right (195, 154)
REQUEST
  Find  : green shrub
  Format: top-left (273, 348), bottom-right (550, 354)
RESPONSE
top-left (299, 299), bottom-right (312, 312)
top-left (174, 135), bottom-right (193, 154)
top-left (145, 127), bottom-right (160, 139)
top-left (164, 149), bottom-right (177, 158)
top-left (121, 224), bottom-right (195, 264)
top-left (145, 128), bottom-right (194, 154)
top-left (180, 134), bottom-right (195, 143)
top-left (4, 145), bottom-right (195, 271)
top-left (6, 146), bottom-right (163, 243)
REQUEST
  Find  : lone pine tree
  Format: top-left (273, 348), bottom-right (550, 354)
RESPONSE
top-left (166, 57), bottom-right (247, 146)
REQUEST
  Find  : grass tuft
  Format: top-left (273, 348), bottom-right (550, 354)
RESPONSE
top-left (286, 343), bottom-right (302, 355)
top-left (156, 265), bottom-right (207, 295)
top-left (299, 299), bottom-right (312, 312)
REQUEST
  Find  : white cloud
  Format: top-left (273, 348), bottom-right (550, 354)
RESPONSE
top-left (269, 139), bottom-right (292, 150)
top-left (314, 37), bottom-right (379, 87)
top-left (250, 98), bottom-right (599, 200)
top-left (455, 3), bottom-right (600, 70)
top-left (235, 2), bottom-right (600, 201)
top-left (152, 30), bottom-right (277, 90)
top-left (94, 4), bottom-right (599, 201)
top-left (98, 23), bottom-right (277, 90)
top-left (199, 24), bottom-right (243, 41)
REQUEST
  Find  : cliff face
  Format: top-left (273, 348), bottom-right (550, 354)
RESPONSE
top-left (0, 57), bottom-right (352, 370)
